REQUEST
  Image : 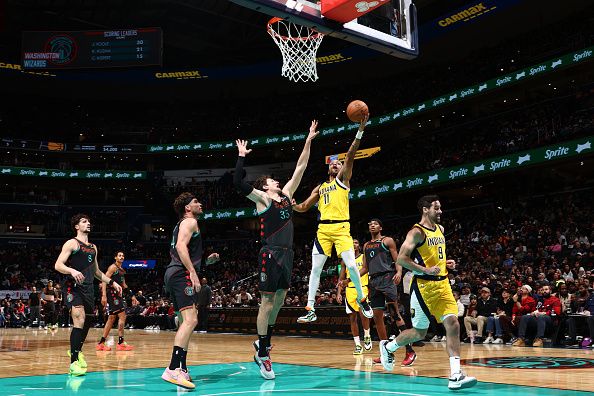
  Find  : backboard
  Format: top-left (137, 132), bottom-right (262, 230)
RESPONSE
top-left (230, 0), bottom-right (418, 59)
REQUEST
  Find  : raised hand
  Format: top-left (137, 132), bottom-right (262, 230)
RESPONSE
top-left (307, 120), bottom-right (320, 141)
top-left (206, 252), bottom-right (220, 265)
top-left (358, 113), bottom-right (369, 131)
top-left (236, 139), bottom-right (252, 157)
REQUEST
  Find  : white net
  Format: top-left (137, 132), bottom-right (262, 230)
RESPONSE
top-left (267, 18), bottom-right (324, 83)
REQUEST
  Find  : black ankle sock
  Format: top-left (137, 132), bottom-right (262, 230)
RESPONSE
top-left (80, 317), bottom-right (91, 350)
top-left (180, 348), bottom-right (188, 371)
top-left (70, 327), bottom-right (83, 363)
top-left (118, 336), bottom-right (124, 344)
top-left (169, 346), bottom-right (186, 370)
top-left (266, 325), bottom-right (275, 344)
top-left (258, 335), bottom-right (269, 358)
top-left (99, 337), bottom-right (106, 344)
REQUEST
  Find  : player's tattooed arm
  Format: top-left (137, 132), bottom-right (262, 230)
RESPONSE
top-left (292, 185), bottom-right (320, 213)
top-left (338, 114), bottom-right (368, 186)
top-left (397, 228), bottom-right (440, 276)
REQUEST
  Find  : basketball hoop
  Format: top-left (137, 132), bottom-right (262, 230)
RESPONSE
top-left (267, 17), bottom-right (324, 82)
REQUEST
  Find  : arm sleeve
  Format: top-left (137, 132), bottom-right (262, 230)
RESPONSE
top-left (234, 156), bottom-right (254, 196)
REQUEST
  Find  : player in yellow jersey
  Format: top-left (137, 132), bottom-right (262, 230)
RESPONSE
top-left (380, 195), bottom-right (477, 390)
top-left (337, 239), bottom-right (372, 354)
top-left (294, 115), bottom-right (373, 322)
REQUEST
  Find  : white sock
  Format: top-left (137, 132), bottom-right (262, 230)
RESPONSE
top-left (364, 328), bottom-right (371, 338)
top-left (307, 251), bottom-right (328, 308)
top-left (353, 336), bottom-right (361, 346)
top-left (341, 249), bottom-right (364, 300)
top-left (386, 339), bottom-right (400, 353)
top-left (450, 356), bottom-right (461, 377)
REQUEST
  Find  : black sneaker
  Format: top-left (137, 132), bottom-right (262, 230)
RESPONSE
top-left (358, 298), bottom-right (374, 319)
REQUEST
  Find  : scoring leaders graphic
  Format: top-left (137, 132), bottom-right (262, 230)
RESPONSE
top-left (22, 28), bottom-right (163, 69)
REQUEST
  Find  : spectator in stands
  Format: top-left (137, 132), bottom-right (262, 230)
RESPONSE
top-left (511, 285), bottom-right (536, 330)
top-left (464, 295), bottom-right (479, 342)
top-left (512, 285), bottom-right (561, 347)
top-left (465, 287), bottom-right (496, 343)
top-left (566, 284), bottom-right (593, 346)
top-left (235, 288), bottom-right (253, 307)
top-left (556, 282), bottom-right (573, 314)
top-left (485, 288), bottom-right (510, 344)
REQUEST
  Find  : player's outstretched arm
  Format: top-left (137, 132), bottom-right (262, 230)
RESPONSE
top-left (283, 120), bottom-right (319, 198)
top-left (292, 185), bottom-right (320, 213)
top-left (337, 114), bottom-right (368, 187)
top-left (234, 139), bottom-right (269, 207)
top-left (397, 228), bottom-right (440, 275)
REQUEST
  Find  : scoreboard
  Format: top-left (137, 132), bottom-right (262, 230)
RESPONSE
top-left (22, 28), bottom-right (162, 69)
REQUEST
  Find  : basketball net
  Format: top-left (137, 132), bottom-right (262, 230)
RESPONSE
top-left (267, 17), bottom-right (324, 83)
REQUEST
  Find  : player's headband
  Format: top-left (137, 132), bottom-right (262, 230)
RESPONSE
top-left (183, 194), bottom-right (196, 207)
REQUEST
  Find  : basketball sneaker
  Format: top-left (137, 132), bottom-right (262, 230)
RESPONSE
top-left (363, 336), bottom-right (372, 352)
top-left (67, 350), bottom-right (87, 368)
top-left (297, 307), bottom-right (317, 323)
top-left (357, 298), bottom-right (374, 319)
top-left (379, 340), bottom-right (394, 371)
top-left (254, 354), bottom-right (275, 380)
top-left (484, 336), bottom-right (494, 344)
top-left (353, 345), bottom-right (363, 355)
top-left (401, 351), bottom-right (417, 367)
top-left (116, 342), bottom-right (134, 351)
top-left (448, 372), bottom-right (477, 390)
top-left (69, 361), bottom-right (87, 376)
top-left (96, 342), bottom-right (112, 351)
top-left (161, 367), bottom-right (195, 390)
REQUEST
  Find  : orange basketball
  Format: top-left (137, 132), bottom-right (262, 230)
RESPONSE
top-left (346, 100), bottom-right (369, 122)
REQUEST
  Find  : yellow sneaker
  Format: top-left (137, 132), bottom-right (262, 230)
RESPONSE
top-left (69, 361), bottom-right (87, 376)
top-left (67, 350), bottom-right (88, 368)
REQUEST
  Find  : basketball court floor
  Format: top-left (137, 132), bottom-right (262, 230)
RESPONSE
top-left (1, 328), bottom-right (593, 395)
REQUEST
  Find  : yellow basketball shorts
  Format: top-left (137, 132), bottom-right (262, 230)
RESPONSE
top-left (410, 278), bottom-right (458, 329)
top-left (314, 222), bottom-right (353, 257)
top-left (345, 285), bottom-right (368, 314)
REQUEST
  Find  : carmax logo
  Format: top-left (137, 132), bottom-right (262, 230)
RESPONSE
top-left (438, 2), bottom-right (496, 27)
top-left (316, 53), bottom-right (352, 65)
top-left (155, 70), bottom-right (208, 79)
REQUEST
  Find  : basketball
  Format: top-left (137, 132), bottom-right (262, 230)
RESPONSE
top-left (346, 100), bottom-right (369, 122)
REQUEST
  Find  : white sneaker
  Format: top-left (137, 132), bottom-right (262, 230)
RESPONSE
top-left (484, 336), bottom-right (494, 344)
top-left (254, 354), bottom-right (275, 380)
top-left (493, 337), bottom-right (503, 344)
top-left (431, 335), bottom-right (441, 342)
top-left (379, 340), bottom-right (394, 371)
top-left (448, 372), bottom-right (477, 390)
top-left (297, 309), bottom-right (317, 323)
top-left (441, 336), bottom-right (447, 342)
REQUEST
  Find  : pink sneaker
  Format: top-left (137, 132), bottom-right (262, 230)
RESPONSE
top-left (161, 367), bottom-right (195, 389)
top-left (96, 343), bottom-right (111, 351)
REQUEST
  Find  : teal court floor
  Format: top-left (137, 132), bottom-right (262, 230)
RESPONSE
top-left (2, 362), bottom-right (593, 396)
